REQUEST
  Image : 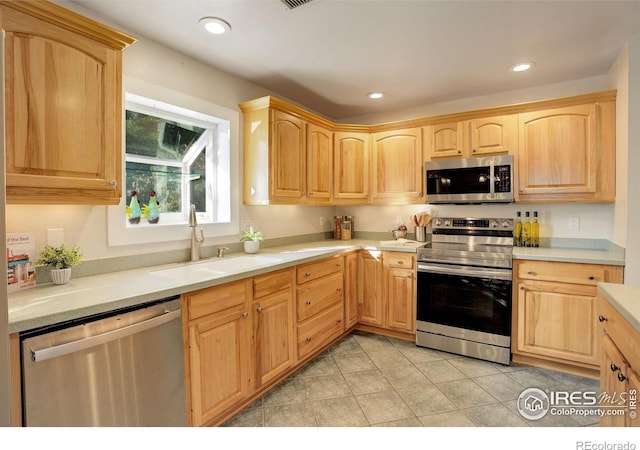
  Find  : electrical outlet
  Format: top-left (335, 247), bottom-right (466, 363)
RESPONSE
top-left (320, 216), bottom-right (324, 227)
top-left (569, 217), bottom-right (580, 231)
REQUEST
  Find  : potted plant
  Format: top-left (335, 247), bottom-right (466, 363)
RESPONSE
top-left (36, 244), bottom-right (83, 285)
top-left (240, 227), bottom-right (264, 254)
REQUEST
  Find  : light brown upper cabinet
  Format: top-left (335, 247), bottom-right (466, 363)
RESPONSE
top-left (516, 101), bottom-right (615, 203)
top-left (333, 131), bottom-right (370, 204)
top-left (306, 122), bottom-right (333, 203)
top-left (270, 110), bottom-right (307, 202)
top-left (424, 115), bottom-right (516, 160)
top-left (371, 128), bottom-right (424, 204)
top-left (1, 1), bottom-right (135, 204)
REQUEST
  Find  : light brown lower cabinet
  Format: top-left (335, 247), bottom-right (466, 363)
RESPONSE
top-left (344, 252), bottom-right (359, 328)
top-left (513, 260), bottom-right (623, 376)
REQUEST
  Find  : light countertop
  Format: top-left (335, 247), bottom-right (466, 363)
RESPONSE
top-left (597, 283), bottom-right (640, 333)
top-left (8, 239), bottom-right (426, 334)
top-left (513, 244), bottom-right (625, 266)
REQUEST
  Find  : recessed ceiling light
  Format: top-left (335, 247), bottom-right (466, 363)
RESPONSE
top-left (510, 62), bottom-right (535, 72)
top-left (199, 17), bottom-right (231, 35)
top-left (367, 91), bottom-right (384, 99)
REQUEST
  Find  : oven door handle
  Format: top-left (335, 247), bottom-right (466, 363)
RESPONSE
top-left (417, 263), bottom-right (512, 281)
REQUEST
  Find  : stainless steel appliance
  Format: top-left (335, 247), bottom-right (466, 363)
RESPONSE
top-left (416, 217), bottom-right (514, 365)
top-left (425, 155), bottom-right (514, 204)
top-left (20, 297), bottom-right (186, 426)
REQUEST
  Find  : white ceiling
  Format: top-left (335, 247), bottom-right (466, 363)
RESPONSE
top-left (69, 0), bottom-right (640, 120)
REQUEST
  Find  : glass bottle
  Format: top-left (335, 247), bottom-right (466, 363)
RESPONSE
top-left (514, 211), bottom-right (522, 247)
top-left (522, 211), bottom-right (532, 247)
top-left (532, 211), bottom-right (540, 248)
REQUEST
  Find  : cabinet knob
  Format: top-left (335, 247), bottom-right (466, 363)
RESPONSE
top-left (407, 274), bottom-right (412, 279)
top-left (527, 271), bottom-right (534, 275)
top-left (472, 149), bottom-right (477, 154)
top-left (588, 276), bottom-right (595, 280)
top-left (305, 272), bottom-right (311, 277)
top-left (256, 306), bottom-right (263, 313)
top-left (611, 363), bottom-right (619, 372)
top-left (336, 287), bottom-right (342, 292)
top-left (397, 261), bottom-right (404, 265)
top-left (618, 372), bottom-right (627, 382)
top-left (337, 319), bottom-right (342, 324)
top-left (519, 286), bottom-right (525, 291)
top-left (306, 300), bottom-right (312, 305)
top-left (457, 150), bottom-right (462, 155)
top-left (306, 337), bottom-right (312, 342)
top-left (336, 262), bottom-right (341, 267)
top-left (108, 180), bottom-right (117, 187)
top-left (242, 312), bottom-right (249, 318)
top-left (599, 315), bottom-right (608, 323)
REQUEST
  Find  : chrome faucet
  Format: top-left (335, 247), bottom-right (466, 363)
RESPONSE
top-left (189, 205), bottom-right (205, 261)
top-left (217, 247), bottom-right (229, 258)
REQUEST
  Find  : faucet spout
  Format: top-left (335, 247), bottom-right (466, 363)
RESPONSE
top-left (189, 205), bottom-right (205, 261)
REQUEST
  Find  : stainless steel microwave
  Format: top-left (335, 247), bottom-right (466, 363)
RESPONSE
top-left (425, 155), bottom-right (514, 204)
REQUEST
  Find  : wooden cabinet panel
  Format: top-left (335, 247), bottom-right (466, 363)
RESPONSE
top-left (371, 128), bottom-right (423, 203)
top-left (357, 251), bottom-right (384, 327)
top-left (296, 256), bottom-right (343, 284)
top-left (517, 260), bottom-right (613, 286)
top-left (296, 272), bottom-right (343, 322)
top-left (253, 269), bottom-right (293, 299)
top-left (297, 303), bottom-right (345, 360)
top-left (385, 268), bottom-right (415, 333)
top-left (185, 281), bottom-right (248, 320)
top-left (600, 334), bottom-right (629, 427)
top-left (334, 131), bottom-right (369, 203)
top-left (470, 115), bottom-right (516, 156)
top-left (254, 288), bottom-right (295, 387)
top-left (1, 2), bottom-right (134, 204)
top-left (270, 109), bottom-right (306, 200)
top-left (385, 252), bottom-right (415, 269)
top-left (306, 122), bottom-right (333, 203)
top-left (424, 122), bottom-right (466, 158)
top-left (345, 252), bottom-right (359, 328)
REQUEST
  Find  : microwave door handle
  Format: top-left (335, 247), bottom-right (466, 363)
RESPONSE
top-left (417, 263), bottom-right (512, 281)
top-left (489, 161), bottom-right (495, 195)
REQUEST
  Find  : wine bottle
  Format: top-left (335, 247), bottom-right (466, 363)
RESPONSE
top-left (514, 212), bottom-right (522, 247)
top-left (532, 211), bottom-right (540, 248)
top-left (523, 211), bottom-right (531, 247)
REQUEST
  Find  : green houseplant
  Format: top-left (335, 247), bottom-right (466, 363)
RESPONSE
top-left (240, 227), bottom-right (263, 254)
top-left (36, 244), bottom-right (83, 285)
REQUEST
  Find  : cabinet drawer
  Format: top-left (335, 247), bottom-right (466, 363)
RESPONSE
top-left (296, 272), bottom-right (343, 322)
top-left (385, 252), bottom-right (414, 269)
top-left (184, 280), bottom-right (248, 320)
top-left (517, 260), bottom-right (607, 286)
top-left (598, 295), bottom-right (640, 370)
top-left (297, 303), bottom-right (344, 360)
top-left (296, 256), bottom-right (344, 284)
top-left (254, 268), bottom-right (293, 299)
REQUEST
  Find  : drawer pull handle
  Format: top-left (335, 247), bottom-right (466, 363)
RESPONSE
top-left (337, 319), bottom-right (342, 323)
top-left (256, 306), bottom-right (263, 313)
top-left (242, 312), bottom-right (249, 318)
top-left (306, 300), bottom-right (312, 305)
top-left (599, 315), bottom-right (608, 323)
top-left (336, 287), bottom-right (342, 292)
top-left (305, 272), bottom-right (311, 277)
top-left (527, 271), bottom-right (534, 275)
top-left (611, 363), bottom-right (619, 372)
top-left (397, 261), bottom-right (404, 265)
top-left (588, 276), bottom-right (595, 280)
top-left (336, 262), bottom-right (341, 267)
top-left (306, 337), bottom-right (312, 342)
top-left (618, 372), bottom-right (627, 382)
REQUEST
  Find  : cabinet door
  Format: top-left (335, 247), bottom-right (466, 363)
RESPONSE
top-left (371, 128), bottom-right (423, 203)
top-left (518, 104), bottom-right (597, 197)
top-left (516, 280), bottom-right (599, 367)
top-left (469, 115), bottom-right (516, 156)
top-left (187, 307), bottom-right (253, 426)
top-left (270, 110), bottom-right (306, 201)
top-left (424, 122), bottom-right (466, 159)
top-left (334, 131), bottom-right (369, 203)
top-left (254, 289), bottom-right (295, 387)
top-left (2, 6), bottom-right (125, 204)
top-left (385, 268), bottom-right (415, 333)
top-left (600, 335), bottom-right (629, 427)
top-left (345, 252), bottom-right (359, 328)
top-left (357, 251), bottom-right (384, 327)
top-left (306, 123), bottom-right (333, 203)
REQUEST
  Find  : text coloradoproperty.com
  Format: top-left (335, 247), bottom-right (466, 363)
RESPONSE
top-left (576, 442), bottom-right (636, 450)
top-left (551, 407), bottom-right (627, 417)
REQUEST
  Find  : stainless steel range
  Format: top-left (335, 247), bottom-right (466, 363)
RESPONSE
top-left (415, 217), bottom-right (514, 365)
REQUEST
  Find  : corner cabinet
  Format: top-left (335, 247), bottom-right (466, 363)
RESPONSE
top-left (333, 131), bottom-right (370, 204)
top-left (516, 101), bottom-right (616, 203)
top-left (512, 259), bottom-right (623, 376)
top-left (1, 1), bottom-right (135, 204)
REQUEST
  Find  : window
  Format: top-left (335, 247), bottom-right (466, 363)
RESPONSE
top-left (124, 93), bottom-right (230, 226)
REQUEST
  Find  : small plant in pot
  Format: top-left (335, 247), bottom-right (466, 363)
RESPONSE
top-left (240, 227), bottom-right (264, 254)
top-left (36, 244), bottom-right (83, 285)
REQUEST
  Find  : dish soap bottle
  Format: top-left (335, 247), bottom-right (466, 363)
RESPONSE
top-left (523, 211), bottom-right (531, 247)
top-left (514, 212), bottom-right (522, 247)
top-left (532, 211), bottom-right (540, 248)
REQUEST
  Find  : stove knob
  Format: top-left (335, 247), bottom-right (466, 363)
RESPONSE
top-left (502, 220), bottom-right (510, 228)
top-left (489, 220), bottom-right (499, 228)
top-left (444, 219), bottom-right (452, 227)
top-left (435, 219), bottom-right (442, 227)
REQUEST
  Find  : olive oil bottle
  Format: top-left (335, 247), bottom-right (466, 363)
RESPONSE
top-left (514, 212), bottom-right (523, 247)
top-left (523, 211), bottom-right (532, 247)
top-left (532, 211), bottom-right (540, 247)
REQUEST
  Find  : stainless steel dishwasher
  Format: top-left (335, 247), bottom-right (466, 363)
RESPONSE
top-left (20, 297), bottom-right (186, 426)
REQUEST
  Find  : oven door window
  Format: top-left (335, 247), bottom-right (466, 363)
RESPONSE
top-left (417, 271), bottom-right (511, 336)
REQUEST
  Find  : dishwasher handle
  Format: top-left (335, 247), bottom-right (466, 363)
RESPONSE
top-left (31, 308), bottom-right (181, 363)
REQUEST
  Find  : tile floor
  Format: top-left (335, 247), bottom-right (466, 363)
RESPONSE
top-left (223, 331), bottom-right (601, 427)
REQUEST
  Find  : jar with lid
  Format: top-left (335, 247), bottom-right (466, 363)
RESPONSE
top-left (345, 216), bottom-right (355, 239)
top-left (334, 216), bottom-right (342, 240)
top-left (341, 218), bottom-right (352, 240)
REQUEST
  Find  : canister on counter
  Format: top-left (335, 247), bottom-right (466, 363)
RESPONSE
top-left (334, 216), bottom-right (342, 240)
top-left (345, 216), bottom-right (355, 239)
top-left (341, 219), bottom-right (352, 240)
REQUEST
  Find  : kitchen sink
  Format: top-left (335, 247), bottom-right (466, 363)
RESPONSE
top-left (149, 255), bottom-right (283, 282)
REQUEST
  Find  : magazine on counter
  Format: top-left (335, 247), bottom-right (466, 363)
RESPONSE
top-left (7, 232), bottom-right (36, 293)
